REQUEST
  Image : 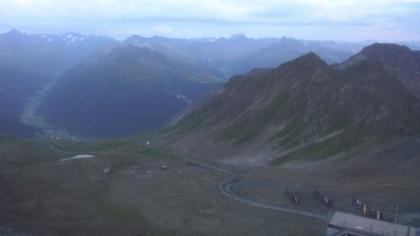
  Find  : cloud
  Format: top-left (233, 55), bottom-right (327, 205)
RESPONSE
top-left (151, 24), bottom-right (175, 35)
top-left (0, 0), bottom-right (419, 41)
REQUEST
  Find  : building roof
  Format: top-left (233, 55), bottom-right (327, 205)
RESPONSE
top-left (328, 211), bottom-right (417, 236)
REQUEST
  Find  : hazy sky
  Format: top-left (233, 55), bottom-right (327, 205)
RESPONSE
top-left (1, 0), bottom-right (420, 41)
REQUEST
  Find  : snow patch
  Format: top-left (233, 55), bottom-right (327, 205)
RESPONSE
top-left (60, 154), bottom-right (95, 161)
top-left (63, 34), bottom-right (85, 45)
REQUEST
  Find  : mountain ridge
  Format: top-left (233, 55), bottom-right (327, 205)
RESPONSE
top-left (167, 46), bottom-right (420, 166)
top-left (343, 43), bottom-right (420, 101)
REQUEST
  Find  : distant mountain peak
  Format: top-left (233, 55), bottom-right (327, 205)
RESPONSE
top-left (7, 28), bottom-right (21, 34)
top-left (282, 52), bottom-right (327, 69)
top-left (3, 28), bottom-right (25, 38)
top-left (1, 28), bottom-right (29, 43)
top-left (357, 43), bottom-right (414, 60)
top-left (343, 43), bottom-right (420, 101)
top-left (297, 51), bottom-right (323, 61)
top-left (230, 33), bottom-right (248, 39)
top-left (361, 43), bottom-right (411, 53)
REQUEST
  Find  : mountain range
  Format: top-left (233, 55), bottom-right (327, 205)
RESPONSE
top-left (2, 29), bottom-right (420, 140)
top-left (168, 44), bottom-right (420, 166)
top-left (125, 34), bottom-right (364, 78)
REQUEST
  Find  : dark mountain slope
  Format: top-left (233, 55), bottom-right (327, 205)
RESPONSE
top-left (38, 45), bottom-right (222, 137)
top-left (169, 51), bottom-right (420, 165)
top-left (343, 43), bottom-right (420, 101)
top-left (0, 68), bottom-right (44, 136)
top-left (0, 29), bottom-right (116, 136)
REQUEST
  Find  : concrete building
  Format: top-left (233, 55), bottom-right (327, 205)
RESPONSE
top-left (327, 211), bottom-right (419, 236)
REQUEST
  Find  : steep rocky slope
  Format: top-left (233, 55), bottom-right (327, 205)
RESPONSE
top-left (343, 43), bottom-right (420, 101)
top-left (168, 46), bottom-right (420, 165)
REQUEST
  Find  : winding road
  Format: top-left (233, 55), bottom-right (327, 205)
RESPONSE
top-left (180, 156), bottom-right (327, 221)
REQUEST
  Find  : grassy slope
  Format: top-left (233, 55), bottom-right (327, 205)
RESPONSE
top-left (0, 138), bottom-right (324, 236)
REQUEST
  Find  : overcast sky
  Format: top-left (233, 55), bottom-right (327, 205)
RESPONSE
top-left (0, 0), bottom-right (420, 41)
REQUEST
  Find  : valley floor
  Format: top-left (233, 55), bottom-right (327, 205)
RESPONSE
top-left (20, 79), bottom-right (80, 141)
top-left (0, 137), bottom-right (419, 235)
